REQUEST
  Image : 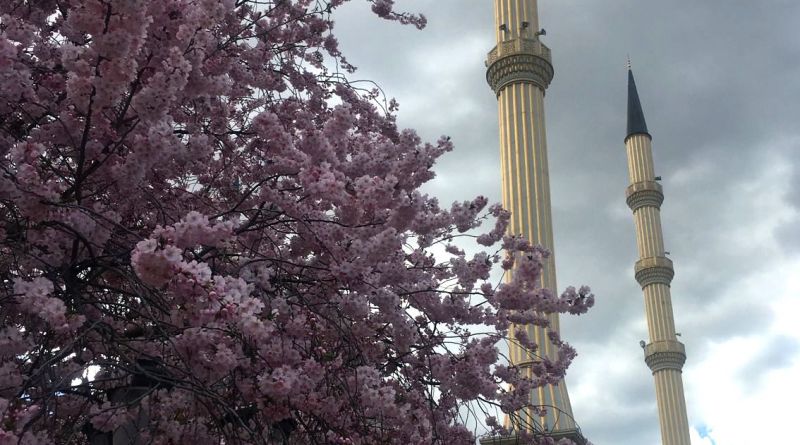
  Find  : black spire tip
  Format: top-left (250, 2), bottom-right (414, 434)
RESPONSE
top-left (626, 67), bottom-right (650, 141)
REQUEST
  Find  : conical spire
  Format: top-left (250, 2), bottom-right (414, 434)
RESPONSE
top-left (626, 64), bottom-right (650, 140)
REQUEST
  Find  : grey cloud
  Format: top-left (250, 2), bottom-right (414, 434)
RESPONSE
top-left (773, 156), bottom-right (800, 252)
top-left (737, 335), bottom-right (800, 390)
top-left (568, 341), bottom-right (659, 444)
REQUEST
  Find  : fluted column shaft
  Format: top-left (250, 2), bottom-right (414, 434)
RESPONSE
top-left (499, 81), bottom-right (574, 432)
top-left (494, 0), bottom-right (540, 42)
top-left (486, 0), bottom-right (577, 435)
top-left (625, 133), bottom-right (691, 445)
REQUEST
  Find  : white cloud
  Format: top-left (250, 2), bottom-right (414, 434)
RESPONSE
top-left (686, 258), bottom-right (800, 444)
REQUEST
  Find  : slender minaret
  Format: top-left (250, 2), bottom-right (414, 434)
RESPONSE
top-left (483, 1), bottom-right (583, 443)
top-left (624, 64), bottom-right (691, 445)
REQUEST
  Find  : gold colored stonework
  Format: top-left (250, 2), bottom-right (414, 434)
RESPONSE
top-left (486, 37), bottom-right (554, 94)
top-left (487, 2), bottom-right (581, 439)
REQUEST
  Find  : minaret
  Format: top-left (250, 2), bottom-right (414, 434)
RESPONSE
top-left (624, 65), bottom-right (691, 445)
top-left (483, 1), bottom-right (583, 442)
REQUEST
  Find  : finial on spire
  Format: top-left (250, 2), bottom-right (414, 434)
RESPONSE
top-left (626, 54), bottom-right (632, 71)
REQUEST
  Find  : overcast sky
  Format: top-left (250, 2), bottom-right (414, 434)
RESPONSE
top-left (333, 1), bottom-right (800, 444)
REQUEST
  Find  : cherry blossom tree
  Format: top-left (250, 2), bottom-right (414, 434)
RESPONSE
top-left (0, 1), bottom-right (593, 444)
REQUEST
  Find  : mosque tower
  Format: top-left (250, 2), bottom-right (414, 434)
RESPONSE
top-left (624, 64), bottom-right (692, 445)
top-left (482, 0), bottom-right (584, 442)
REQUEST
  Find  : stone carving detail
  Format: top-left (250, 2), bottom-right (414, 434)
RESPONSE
top-left (486, 37), bottom-right (553, 66)
top-left (634, 256), bottom-right (674, 287)
top-left (626, 180), bottom-right (664, 210)
top-left (486, 38), bottom-right (554, 94)
top-left (644, 340), bottom-right (686, 373)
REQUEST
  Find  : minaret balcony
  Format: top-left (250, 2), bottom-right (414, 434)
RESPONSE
top-left (485, 37), bottom-right (554, 94)
top-left (626, 180), bottom-right (664, 211)
top-left (644, 340), bottom-right (686, 373)
top-left (634, 256), bottom-right (674, 288)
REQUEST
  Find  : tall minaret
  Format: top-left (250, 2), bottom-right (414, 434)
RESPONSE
top-left (624, 65), bottom-right (691, 445)
top-left (483, 1), bottom-right (583, 443)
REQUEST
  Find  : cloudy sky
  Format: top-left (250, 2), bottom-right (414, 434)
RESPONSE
top-left (332, 1), bottom-right (800, 444)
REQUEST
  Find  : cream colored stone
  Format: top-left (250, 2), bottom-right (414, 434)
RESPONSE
top-left (625, 131), bottom-right (691, 445)
top-left (485, 0), bottom-right (579, 438)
